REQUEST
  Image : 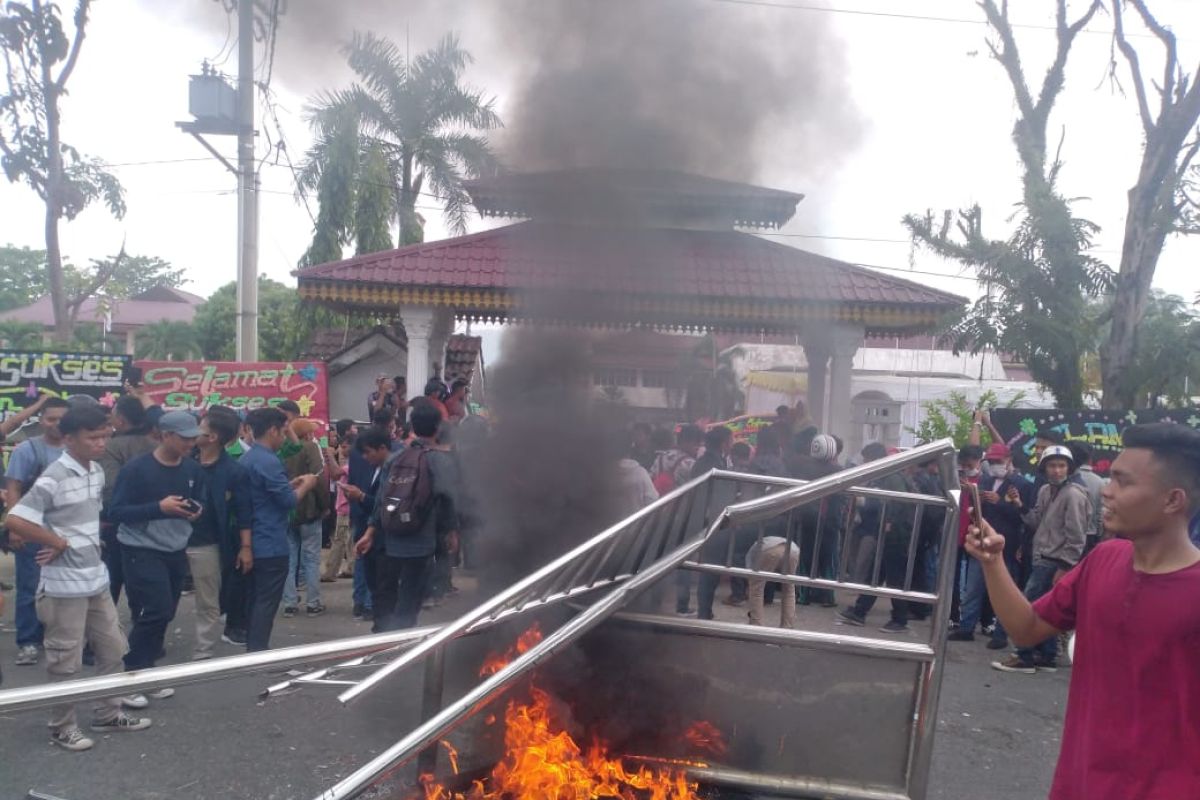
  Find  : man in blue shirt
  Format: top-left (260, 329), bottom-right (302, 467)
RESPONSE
top-left (238, 407), bottom-right (318, 651)
top-left (3, 397), bottom-right (69, 667)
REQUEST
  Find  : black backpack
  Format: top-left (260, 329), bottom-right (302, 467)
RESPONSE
top-left (379, 443), bottom-right (434, 536)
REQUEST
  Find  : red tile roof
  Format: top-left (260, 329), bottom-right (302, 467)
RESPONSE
top-left (296, 222), bottom-right (964, 310)
top-left (0, 286), bottom-right (203, 329)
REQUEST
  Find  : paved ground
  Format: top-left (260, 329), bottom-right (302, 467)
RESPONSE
top-left (0, 558), bottom-right (1065, 800)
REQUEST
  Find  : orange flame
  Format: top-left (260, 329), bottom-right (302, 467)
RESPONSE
top-left (479, 624), bottom-right (544, 677)
top-left (422, 686), bottom-right (706, 799)
top-left (683, 720), bottom-right (727, 758)
top-left (440, 740), bottom-right (460, 775)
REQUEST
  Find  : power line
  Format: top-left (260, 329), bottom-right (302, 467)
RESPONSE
top-left (703, 0), bottom-right (1192, 40)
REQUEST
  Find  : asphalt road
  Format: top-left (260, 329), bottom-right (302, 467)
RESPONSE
top-left (0, 561), bottom-right (1066, 800)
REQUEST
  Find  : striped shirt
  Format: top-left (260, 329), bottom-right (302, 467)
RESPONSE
top-left (8, 453), bottom-right (109, 598)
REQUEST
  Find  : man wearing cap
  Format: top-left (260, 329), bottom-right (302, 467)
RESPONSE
top-left (108, 411), bottom-right (206, 676)
top-left (991, 444), bottom-right (1090, 673)
top-left (949, 443), bottom-right (1033, 648)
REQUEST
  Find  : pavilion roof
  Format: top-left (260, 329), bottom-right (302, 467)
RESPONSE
top-left (296, 222), bottom-right (965, 336)
top-left (464, 168), bottom-right (804, 229)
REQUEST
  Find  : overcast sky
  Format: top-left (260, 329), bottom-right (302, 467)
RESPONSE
top-left (2, 0), bottom-right (1198, 353)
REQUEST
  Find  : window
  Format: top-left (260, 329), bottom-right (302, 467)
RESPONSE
top-left (594, 368), bottom-right (638, 387)
top-left (641, 370), bottom-right (671, 389)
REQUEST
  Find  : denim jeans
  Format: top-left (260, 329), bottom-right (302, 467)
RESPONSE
top-left (958, 556), bottom-right (987, 634)
top-left (122, 545), bottom-right (187, 670)
top-left (246, 555), bottom-right (288, 652)
top-left (283, 519), bottom-right (323, 609)
top-left (1016, 561), bottom-right (1060, 664)
top-left (14, 541), bottom-right (44, 647)
top-left (352, 527), bottom-right (373, 611)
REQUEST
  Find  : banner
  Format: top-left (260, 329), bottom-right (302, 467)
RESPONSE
top-left (988, 408), bottom-right (1200, 479)
top-left (0, 351), bottom-right (130, 469)
top-left (136, 360), bottom-right (329, 420)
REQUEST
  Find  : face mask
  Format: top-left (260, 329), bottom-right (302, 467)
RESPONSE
top-left (960, 467), bottom-right (980, 479)
top-left (985, 463), bottom-right (1008, 479)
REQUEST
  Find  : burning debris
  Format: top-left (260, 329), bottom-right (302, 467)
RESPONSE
top-left (419, 626), bottom-right (726, 800)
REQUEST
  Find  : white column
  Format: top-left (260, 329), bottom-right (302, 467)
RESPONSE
top-left (802, 338), bottom-right (829, 432)
top-left (124, 329), bottom-right (137, 355)
top-left (400, 307), bottom-right (435, 396)
top-left (427, 309), bottom-right (454, 384)
top-left (826, 323), bottom-right (865, 444)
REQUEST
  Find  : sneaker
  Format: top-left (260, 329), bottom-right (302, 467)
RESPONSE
top-left (986, 636), bottom-right (1009, 651)
top-left (51, 726), bottom-right (95, 751)
top-left (124, 688), bottom-right (174, 709)
top-left (306, 602), bottom-right (326, 617)
top-left (1034, 658), bottom-right (1059, 673)
top-left (982, 622), bottom-right (997, 636)
top-left (675, 609), bottom-right (697, 618)
top-left (947, 629), bottom-right (975, 642)
top-left (192, 650), bottom-right (214, 661)
top-left (91, 712), bottom-right (152, 733)
top-left (282, 606), bottom-right (297, 618)
top-left (836, 608), bottom-right (865, 627)
top-left (721, 595), bottom-right (747, 607)
top-left (990, 655), bottom-right (1037, 674)
top-left (121, 694), bottom-right (149, 709)
top-left (352, 604), bottom-right (366, 621)
top-left (221, 629), bottom-right (248, 646)
top-left (879, 620), bottom-right (909, 634)
top-left (15, 645), bottom-right (39, 666)
top-left (319, 577), bottom-right (337, 583)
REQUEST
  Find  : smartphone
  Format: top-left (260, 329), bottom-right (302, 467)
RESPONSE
top-left (962, 481), bottom-right (984, 543)
top-left (182, 498), bottom-right (203, 516)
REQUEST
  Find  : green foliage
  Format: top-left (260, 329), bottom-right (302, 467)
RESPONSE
top-left (0, 319), bottom-right (41, 347)
top-left (355, 143), bottom-right (394, 255)
top-left (906, 390), bottom-right (1026, 448)
top-left (1115, 291), bottom-right (1200, 408)
top-left (299, 31), bottom-right (501, 250)
top-left (0, 244), bottom-right (49, 310)
top-left (193, 278), bottom-right (338, 362)
top-left (75, 253), bottom-right (186, 300)
top-left (904, 188), bottom-right (1112, 409)
top-left (0, 2), bottom-right (125, 218)
top-left (0, 244), bottom-right (185, 313)
top-left (136, 320), bottom-right (201, 360)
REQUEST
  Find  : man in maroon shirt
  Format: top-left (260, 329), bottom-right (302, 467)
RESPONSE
top-left (966, 423), bottom-right (1200, 799)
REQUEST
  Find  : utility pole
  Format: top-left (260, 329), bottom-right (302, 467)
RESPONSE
top-left (235, 0), bottom-right (259, 361)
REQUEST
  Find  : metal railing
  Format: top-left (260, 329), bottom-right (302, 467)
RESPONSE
top-left (316, 439), bottom-right (961, 800)
top-left (0, 439), bottom-right (961, 800)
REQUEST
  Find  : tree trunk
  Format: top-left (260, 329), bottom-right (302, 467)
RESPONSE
top-left (398, 151), bottom-right (423, 246)
top-left (1100, 181), bottom-right (1172, 409)
top-left (33, 0), bottom-right (71, 343)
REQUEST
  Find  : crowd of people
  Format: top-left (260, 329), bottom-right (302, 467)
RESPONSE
top-left (0, 373), bottom-right (476, 753)
top-left (3, 381), bottom-right (1198, 798)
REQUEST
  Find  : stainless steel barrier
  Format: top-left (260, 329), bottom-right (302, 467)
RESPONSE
top-left (316, 439), bottom-right (961, 800)
top-left (0, 439), bottom-right (961, 800)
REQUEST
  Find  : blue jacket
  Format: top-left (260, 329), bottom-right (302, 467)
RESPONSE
top-left (239, 443), bottom-right (297, 559)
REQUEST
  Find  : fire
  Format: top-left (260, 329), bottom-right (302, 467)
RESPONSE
top-left (421, 626), bottom-right (720, 800)
top-left (479, 624), bottom-right (544, 677)
top-left (423, 686), bottom-right (703, 800)
top-left (683, 721), bottom-right (727, 759)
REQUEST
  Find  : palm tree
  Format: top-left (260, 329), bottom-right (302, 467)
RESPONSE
top-left (137, 320), bottom-right (200, 361)
top-left (299, 32), bottom-right (501, 251)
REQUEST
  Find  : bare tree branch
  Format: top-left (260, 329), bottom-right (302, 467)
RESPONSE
top-left (67, 242), bottom-right (125, 318)
top-left (54, 1), bottom-right (91, 92)
top-left (1113, 1), bottom-right (1156, 132)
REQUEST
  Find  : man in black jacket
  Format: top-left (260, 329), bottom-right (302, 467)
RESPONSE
top-left (193, 410), bottom-right (254, 650)
top-left (342, 427), bottom-right (395, 621)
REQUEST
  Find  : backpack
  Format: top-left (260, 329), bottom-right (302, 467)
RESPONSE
top-left (378, 443), bottom-right (435, 537)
